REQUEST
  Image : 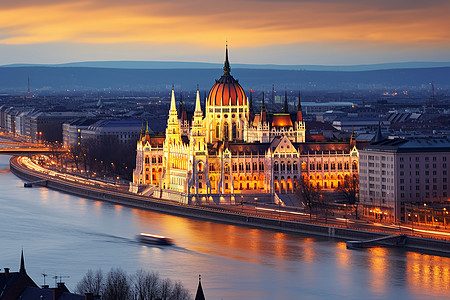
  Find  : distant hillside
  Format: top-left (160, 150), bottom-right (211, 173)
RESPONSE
top-left (0, 66), bottom-right (449, 92)
top-left (3, 61), bottom-right (450, 71)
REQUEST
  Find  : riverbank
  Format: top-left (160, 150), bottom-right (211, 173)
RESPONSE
top-left (9, 155), bottom-right (450, 256)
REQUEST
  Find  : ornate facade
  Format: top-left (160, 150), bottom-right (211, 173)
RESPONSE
top-left (133, 47), bottom-right (359, 197)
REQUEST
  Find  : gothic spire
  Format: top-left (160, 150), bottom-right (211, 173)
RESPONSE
top-left (249, 90), bottom-right (254, 121)
top-left (297, 89), bottom-right (303, 122)
top-left (195, 275), bottom-right (205, 300)
top-left (283, 88), bottom-right (288, 113)
top-left (374, 121), bottom-right (384, 143)
top-left (261, 92), bottom-right (266, 112)
top-left (223, 43), bottom-right (231, 75)
top-left (169, 87), bottom-right (177, 113)
top-left (195, 86), bottom-right (202, 114)
top-left (261, 92), bottom-right (267, 123)
top-left (20, 249), bottom-right (26, 273)
top-left (297, 89), bottom-right (302, 111)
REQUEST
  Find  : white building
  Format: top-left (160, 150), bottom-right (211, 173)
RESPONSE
top-left (359, 137), bottom-right (450, 223)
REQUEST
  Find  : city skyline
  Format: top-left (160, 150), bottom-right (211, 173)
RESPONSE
top-left (1, 0), bottom-right (450, 65)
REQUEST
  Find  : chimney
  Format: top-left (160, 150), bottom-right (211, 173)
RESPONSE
top-left (84, 293), bottom-right (94, 300)
top-left (53, 282), bottom-right (69, 300)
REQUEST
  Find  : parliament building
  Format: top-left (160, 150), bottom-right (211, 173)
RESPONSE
top-left (132, 47), bottom-right (359, 200)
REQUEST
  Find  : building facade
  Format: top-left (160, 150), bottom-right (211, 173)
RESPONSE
top-left (132, 48), bottom-right (359, 199)
top-left (359, 137), bottom-right (450, 222)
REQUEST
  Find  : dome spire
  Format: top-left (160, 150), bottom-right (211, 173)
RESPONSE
top-left (223, 42), bottom-right (231, 75)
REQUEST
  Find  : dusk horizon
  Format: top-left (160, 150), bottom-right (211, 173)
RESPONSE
top-left (1, 0), bottom-right (450, 65)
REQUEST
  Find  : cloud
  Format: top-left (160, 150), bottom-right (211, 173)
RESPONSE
top-left (0, 0), bottom-right (449, 58)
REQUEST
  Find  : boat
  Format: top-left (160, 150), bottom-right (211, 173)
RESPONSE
top-left (137, 233), bottom-right (173, 245)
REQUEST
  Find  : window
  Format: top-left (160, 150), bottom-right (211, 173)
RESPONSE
top-left (239, 163), bottom-right (244, 171)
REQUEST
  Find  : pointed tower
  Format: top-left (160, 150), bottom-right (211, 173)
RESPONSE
top-left (350, 126), bottom-right (356, 147)
top-left (20, 249), bottom-right (26, 273)
top-left (192, 87), bottom-right (204, 138)
top-left (261, 92), bottom-right (267, 124)
top-left (283, 88), bottom-right (289, 113)
top-left (223, 43), bottom-right (231, 75)
top-left (297, 90), bottom-right (303, 122)
top-left (373, 121), bottom-right (384, 143)
top-left (195, 275), bottom-right (206, 300)
top-left (189, 88), bottom-right (208, 194)
top-left (294, 90), bottom-right (305, 143)
top-left (165, 88), bottom-right (182, 145)
top-left (249, 90), bottom-right (254, 123)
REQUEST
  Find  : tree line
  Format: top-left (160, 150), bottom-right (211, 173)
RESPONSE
top-left (296, 175), bottom-right (359, 221)
top-left (75, 268), bottom-right (192, 300)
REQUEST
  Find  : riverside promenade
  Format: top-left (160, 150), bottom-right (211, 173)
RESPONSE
top-left (9, 155), bottom-right (450, 256)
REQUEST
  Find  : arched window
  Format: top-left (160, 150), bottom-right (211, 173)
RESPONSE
top-left (216, 122), bottom-right (220, 138)
top-left (224, 122), bottom-right (229, 141)
top-left (274, 162), bottom-right (279, 172)
top-left (232, 122), bottom-right (237, 140)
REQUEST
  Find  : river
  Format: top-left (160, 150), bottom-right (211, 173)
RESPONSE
top-left (0, 155), bottom-right (449, 299)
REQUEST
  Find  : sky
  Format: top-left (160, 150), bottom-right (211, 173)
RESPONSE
top-left (0, 0), bottom-right (450, 65)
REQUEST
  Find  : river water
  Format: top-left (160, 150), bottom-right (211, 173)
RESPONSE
top-left (0, 155), bottom-right (449, 299)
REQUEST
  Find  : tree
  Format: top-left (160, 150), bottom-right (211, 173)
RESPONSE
top-left (75, 269), bottom-right (103, 296)
top-left (133, 269), bottom-right (160, 300)
top-left (338, 175), bottom-right (360, 219)
top-left (296, 177), bottom-right (320, 220)
top-left (75, 268), bottom-right (192, 300)
top-left (102, 268), bottom-right (132, 300)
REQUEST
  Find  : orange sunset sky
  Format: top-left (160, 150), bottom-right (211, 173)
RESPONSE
top-left (0, 0), bottom-right (449, 65)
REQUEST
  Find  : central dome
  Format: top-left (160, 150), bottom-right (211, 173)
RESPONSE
top-left (207, 47), bottom-right (247, 107)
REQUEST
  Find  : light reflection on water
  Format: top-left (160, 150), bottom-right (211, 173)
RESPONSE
top-left (1, 156), bottom-right (450, 299)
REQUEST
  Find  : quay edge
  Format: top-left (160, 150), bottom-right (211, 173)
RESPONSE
top-left (9, 156), bottom-right (450, 257)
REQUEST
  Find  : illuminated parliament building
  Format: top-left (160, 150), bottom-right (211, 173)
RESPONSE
top-left (132, 47), bottom-right (359, 200)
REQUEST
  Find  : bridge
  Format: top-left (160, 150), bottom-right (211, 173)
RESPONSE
top-left (346, 234), bottom-right (407, 249)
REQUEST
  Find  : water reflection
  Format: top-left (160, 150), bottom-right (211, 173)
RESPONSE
top-left (1, 155), bottom-right (450, 299)
top-left (407, 252), bottom-right (450, 297)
